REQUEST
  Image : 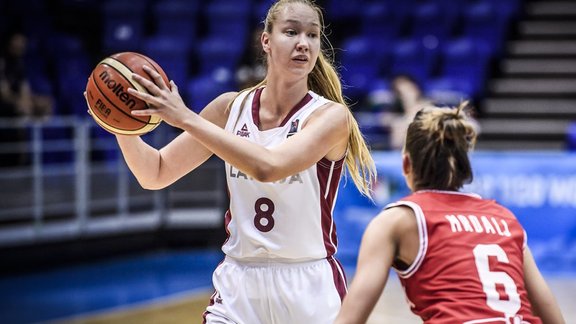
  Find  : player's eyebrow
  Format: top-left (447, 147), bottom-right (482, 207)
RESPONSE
top-left (284, 19), bottom-right (320, 28)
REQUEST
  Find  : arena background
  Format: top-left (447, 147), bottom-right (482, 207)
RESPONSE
top-left (0, 0), bottom-right (575, 323)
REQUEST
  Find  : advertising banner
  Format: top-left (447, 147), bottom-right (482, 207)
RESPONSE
top-left (335, 151), bottom-right (576, 273)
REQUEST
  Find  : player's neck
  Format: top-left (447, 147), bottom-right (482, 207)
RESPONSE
top-left (260, 82), bottom-right (309, 116)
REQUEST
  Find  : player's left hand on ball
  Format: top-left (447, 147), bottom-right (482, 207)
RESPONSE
top-left (128, 67), bottom-right (191, 129)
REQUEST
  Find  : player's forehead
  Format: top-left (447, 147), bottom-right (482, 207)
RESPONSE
top-left (275, 2), bottom-right (320, 29)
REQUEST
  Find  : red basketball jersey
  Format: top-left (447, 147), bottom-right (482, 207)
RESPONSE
top-left (386, 190), bottom-right (542, 324)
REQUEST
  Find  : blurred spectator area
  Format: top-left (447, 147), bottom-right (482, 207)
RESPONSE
top-left (0, 119), bottom-right (227, 259)
top-left (0, 0), bottom-right (575, 150)
top-left (2, 0), bottom-right (576, 270)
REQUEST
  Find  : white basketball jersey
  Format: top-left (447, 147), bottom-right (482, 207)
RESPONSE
top-left (222, 87), bottom-right (345, 261)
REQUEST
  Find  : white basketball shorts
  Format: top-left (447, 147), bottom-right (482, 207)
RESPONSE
top-left (203, 256), bottom-right (347, 324)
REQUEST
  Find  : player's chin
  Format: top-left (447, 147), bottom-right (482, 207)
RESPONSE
top-left (290, 59), bottom-right (311, 68)
top-left (287, 64), bottom-right (313, 77)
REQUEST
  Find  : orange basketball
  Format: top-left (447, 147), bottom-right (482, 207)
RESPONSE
top-left (85, 52), bottom-right (169, 135)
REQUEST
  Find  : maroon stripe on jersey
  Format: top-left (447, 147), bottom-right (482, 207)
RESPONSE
top-left (222, 183), bottom-right (232, 246)
top-left (251, 87), bottom-right (263, 127)
top-left (250, 87), bottom-right (314, 128)
top-left (327, 256), bottom-right (348, 301)
top-left (279, 93), bottom-right (313, 126)
top-left (223, 210), bottom-right (232, 246)
top-left (316, 157), bottom-right (345, 256)
top-left (318, 156), bottom-right (345, 169)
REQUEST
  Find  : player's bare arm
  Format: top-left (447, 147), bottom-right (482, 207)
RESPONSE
top-left (130, 65), bottom-right (350, 182)
top-left (336, 208), bottom-right (407, 324)
top-left (523, 248), bottom-right (566, 324)
top-left (116, 89), bottom-right (235, 190)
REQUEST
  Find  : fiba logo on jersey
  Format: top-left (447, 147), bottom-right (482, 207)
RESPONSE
top-left (236, 123), bottom-right (250, 137)
top-left (287, 119), bottom-right (299, 137)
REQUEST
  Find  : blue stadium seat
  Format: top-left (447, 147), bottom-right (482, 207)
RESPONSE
top-left (142, 36), bottom-right (191, 94)
top-left (196, 36), bottom-right (245, 74)
top-left (338, 35), bottom-right (391, 103)
top-left (411, 2), bottom-right (457, 43)
top-left (57, 55), bottom-right (92, 116)
top-left (369, 0), bottom-right (418, 33)
top-left (24, 36), bottom-right (53, 99)
top-left (355, 109), bottom-right (390, 149)
top-left (151, 0), bottom-right (199, 51)
top-left (186, 69), bottom-right (236, 112)
top-left (462, 1), bottom-right (509, 58)
top-left (366, 78), bottom-right (396, 112)
top-left (438, 38), bottom-right (491, 98)
top-left (424, 76), bottom-right (472, 106)
top-left (432, 0), bottom-right (470, 17)
top-left (327, 0), bottom-right (365, 23)
top-left (204, 1), bottom-right (252, 40)
top-left (389, 38), bottom-right (437, 86)
top-left (101, 0), bottom-right (148, 53)
top-left (50, 34), bottom-right (92, 116)
top-left (359, 2), bottom-right (403, 41)
top-left (24, 45), bottom-right (52, 97)
top-left (478, 0), bottom-right (522, 21)
top-left (253, 0), bottom-right (276, 24)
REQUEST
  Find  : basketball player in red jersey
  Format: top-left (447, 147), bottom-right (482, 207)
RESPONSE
top-left (335, 104), bottom-right (565, 324)
top-left (100, 0), bottom-right (377, 323)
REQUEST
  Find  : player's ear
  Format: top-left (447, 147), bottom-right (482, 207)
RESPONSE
top-left (402, 153), bottom-right (412, 179)
top-left (402, 153), bottom-right (411, 178)
top-left (402, 153), bottom-right (415, 191)
top-left (261, 32), bottom-right (270, 53)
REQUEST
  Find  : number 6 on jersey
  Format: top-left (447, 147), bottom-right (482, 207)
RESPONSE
top-left (473, 244), bottom-right (521, 316)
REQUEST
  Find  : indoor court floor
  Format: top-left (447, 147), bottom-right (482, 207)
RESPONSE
top-left (1, 249), bottom-right (574, 324)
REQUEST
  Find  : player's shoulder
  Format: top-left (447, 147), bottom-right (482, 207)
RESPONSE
top-left (215, 91), bottom-right (241, 105)
top-left (199, 91), bottom-right (241, 127)
top-left (306, 99), bottom-right (349, 126)
top-left (204, 91), bottom-right (242, 114)
top-left (317, 99), bottom-right (348, 113)
top-left (370, 205), bottom-right (417, 235)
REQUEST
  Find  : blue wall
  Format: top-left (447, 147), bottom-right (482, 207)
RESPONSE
top-left (335, 151), bottom-right (576, 274)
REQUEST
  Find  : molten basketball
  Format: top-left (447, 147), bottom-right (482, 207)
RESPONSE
top-left (85, 52), bottom-right (169, 135)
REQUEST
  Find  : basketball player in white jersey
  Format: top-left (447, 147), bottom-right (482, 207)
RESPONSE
top-left (335, 104), bottom-right (565, 324)
top-left (108, 0), bottom-right (377, 323)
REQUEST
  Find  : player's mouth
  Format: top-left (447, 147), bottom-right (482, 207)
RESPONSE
top-left (292, 55), bottom-right (309, 63)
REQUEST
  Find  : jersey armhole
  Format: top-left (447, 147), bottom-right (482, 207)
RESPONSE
top-left (386, 200), bottom-right (428, 279)
top-left (224, 89), bottom-right (254, 132)
top-left (522, 229), bottom-right (528, 251)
